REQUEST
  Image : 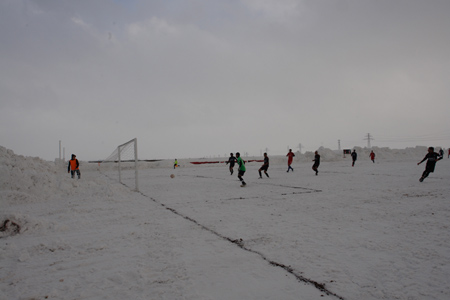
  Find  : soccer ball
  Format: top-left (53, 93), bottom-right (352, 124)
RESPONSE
top-left (170, 174), bottom-right (175, 178)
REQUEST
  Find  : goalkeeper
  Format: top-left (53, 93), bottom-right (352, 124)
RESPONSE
top-left (68, 154), bottom-right (81, 179)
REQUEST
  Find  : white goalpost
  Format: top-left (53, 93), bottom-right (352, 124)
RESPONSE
top-left (102, 138), bottom-right (139, 191)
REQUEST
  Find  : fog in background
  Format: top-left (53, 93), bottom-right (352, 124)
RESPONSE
top-left (1, 0), bottom-right (449, 161)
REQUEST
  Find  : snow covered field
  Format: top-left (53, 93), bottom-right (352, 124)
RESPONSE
top-left (1, 145), bottom-right (449, 300)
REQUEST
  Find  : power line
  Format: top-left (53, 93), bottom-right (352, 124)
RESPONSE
top-left (376, 136), bottom-right (450, 143)
top-left (375, 132), bottom-right (450, 142)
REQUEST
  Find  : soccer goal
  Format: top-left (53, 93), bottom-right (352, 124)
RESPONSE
top-left (102, 138), bottom-right (139, 191)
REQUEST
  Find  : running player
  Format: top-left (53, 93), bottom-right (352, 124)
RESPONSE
top-left (226, 153), bottom-right (237, 175)
top-left (417, 147), bottom-right (442, 182)
top-left (286, 149), bottom-right (295, 172)
top-left (370, 150), bottom-right (376, 163)
top-left (258, 153), bottom-right (269, 178)
top-left (312, 151), bottom-right (320, 176)
top-left (236, 152), bottom-right (246, 187)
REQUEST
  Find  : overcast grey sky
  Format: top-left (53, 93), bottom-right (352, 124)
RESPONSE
top-left (1, 0), bottom-right (449, 161)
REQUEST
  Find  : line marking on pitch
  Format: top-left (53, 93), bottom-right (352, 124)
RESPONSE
top-left (101, 171), bottom-right (343, 299)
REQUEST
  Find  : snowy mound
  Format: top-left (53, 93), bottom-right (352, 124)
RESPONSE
top-left (0, 146), bottom-right (58, 238)
top-left (0, 146), bottom-right (129, 238)
top-left (0, 146), bottom-right (58, 204)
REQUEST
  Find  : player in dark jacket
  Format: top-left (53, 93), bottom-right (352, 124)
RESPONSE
top-left (258, 153), bottom-right (269, 178)
top-left (312, 151), bottom-right (320, 175)
top-left (226, 153), bottom-right (237, 175)
top-left (351, 150), bottom-right (357, 167)
top-left (417, 147), bottom-right (442, 182)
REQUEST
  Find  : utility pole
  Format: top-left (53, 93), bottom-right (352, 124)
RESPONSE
top-left (338, 140), bottom-right (341, 151)
top-left (364, 133), bottom-right (373, 148)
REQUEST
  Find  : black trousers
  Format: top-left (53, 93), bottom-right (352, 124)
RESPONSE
top-left (71, 169), bottom-right (81, 178)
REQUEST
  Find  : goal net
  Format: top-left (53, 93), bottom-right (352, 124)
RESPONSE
top-left (102, 138), bottom-right (139, 191)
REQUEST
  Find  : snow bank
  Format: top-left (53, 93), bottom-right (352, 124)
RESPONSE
top-left (0, 146), bottom-right (129, 238)
top-left (0, 146), bottom-right (58, 204)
